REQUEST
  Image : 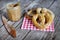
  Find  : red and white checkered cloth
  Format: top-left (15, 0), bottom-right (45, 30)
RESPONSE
top-left (21, 17), bottom-right (54, 32)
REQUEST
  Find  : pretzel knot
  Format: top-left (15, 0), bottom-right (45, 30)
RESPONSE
top-left (26, 8), bottom-right (54, 29)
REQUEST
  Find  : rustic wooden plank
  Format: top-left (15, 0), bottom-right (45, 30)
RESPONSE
top-left (20, 0), bottom-right (43, 13)
top-left (53, 19), bottom-right (60, 40)
top-left (49, 0), bottom-right (60, 17)
top-left (24, 31), bottom-right (48, 40)
top-left (0, 14), bottom-right (3, 27)
top-left (55, 32), bottom-right (60, 40)
top-left (55, 19), bottom-right (60, 32)
top-left (37, 0), bottom-right (54, 8)
top-left (0, 0), bottom-right (19, 9)
top-left (49, 0), bottom-right (60, 40)
top-left (49, 0), bottom-right (60, 29)
top-left (0, 0), bottom-right (57, 39)
top-left (0, 26), bottom-right (8, 40)
top-left (6, 30), bottom-right (30, 40)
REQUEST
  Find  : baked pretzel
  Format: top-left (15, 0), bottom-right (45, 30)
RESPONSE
top-left (26, 8), bottom-right (54, 29)
top-left (32, 14), bottom-right (45, 29)
top-left (33, 8), bottom-right (54, 29)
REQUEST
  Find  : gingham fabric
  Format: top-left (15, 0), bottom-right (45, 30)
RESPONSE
top-left (21, 17), bottom-right (54, 32)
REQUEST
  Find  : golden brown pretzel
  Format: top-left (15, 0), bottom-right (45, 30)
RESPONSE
top-left (26, 8), bottom-right (54, 29)
top-left (34, 8), bottom-right (54, 29)
top-left (43, 8), bottom-right (54, 28)
top-left (32, 8), bottom-right (54, 29)
top-left (32, 14), bottom-right (45, 29)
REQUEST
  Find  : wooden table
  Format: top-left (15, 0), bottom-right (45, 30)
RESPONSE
top-left (0, 0), bottom-right (60, 40)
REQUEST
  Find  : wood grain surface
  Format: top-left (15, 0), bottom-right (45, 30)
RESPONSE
top-left (0, 0), bottom-right (60, 40)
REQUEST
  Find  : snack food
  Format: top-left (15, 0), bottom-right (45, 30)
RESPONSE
top-left (37, 8), bottom-right (54, 28)
top-left (26, 8), bottom-right (54, 29)
top-left (32, 14), bottom-right (45, 29)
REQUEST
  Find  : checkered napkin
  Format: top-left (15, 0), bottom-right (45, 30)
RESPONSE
top-left (21, 17), bottom-right (54, 32)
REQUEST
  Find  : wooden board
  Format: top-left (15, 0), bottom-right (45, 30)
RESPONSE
top-left (24, 31), bottom-right (47, 40)
top-left (0, 0), bottom-right (19, 8)
top-left (0, 0), bottom-right (60, 40)
top-left (53, 19), bottom-right (60, 40)
top-left (49, 0), bottom-right (60, 29)
top-left (0, 14), bottom-right (3, 27)
top-left (49, 0), bottom-right (60, 40)
top-left (55, 32), bottom-right (60, 40)
top-left (36, 0), bottom-right (54, 8)
top-left (49, 0), bottom-right (60, 17)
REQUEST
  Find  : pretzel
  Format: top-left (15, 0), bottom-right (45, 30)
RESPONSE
top-left (34, 8), bottom-right (54, 29)
top-left (26, 8), bottom-right (54, 29)
top-left (32, 14), bottom-right (45, 29)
